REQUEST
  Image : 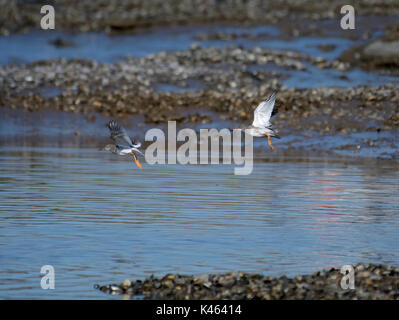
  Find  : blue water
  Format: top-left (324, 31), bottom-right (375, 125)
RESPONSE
top-left (0, 144), bottom-right (398, 299)
top-left (1, 23), bottom-right (399, 300)
top-left (0, 26), bottom-right (280, 65)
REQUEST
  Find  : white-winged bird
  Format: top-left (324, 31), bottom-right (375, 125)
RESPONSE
top-left (235, 92), bottom-right (280, 150)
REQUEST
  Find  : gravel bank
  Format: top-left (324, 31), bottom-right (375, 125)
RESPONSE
top-left (2, 0), bottom-right (399, 35)
top-left (1, 46), bottom-right (398, 134)
top-left (95, 263), bottom-right (399, 299)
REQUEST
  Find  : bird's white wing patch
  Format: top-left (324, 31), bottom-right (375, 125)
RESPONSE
top-left (252, 92), bottom-right (276, 128)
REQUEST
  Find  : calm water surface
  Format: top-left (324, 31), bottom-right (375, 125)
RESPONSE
top-left (0, 146), bottom-right (398, 299)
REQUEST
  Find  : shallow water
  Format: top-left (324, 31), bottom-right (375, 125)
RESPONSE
top-left (1, 26), bottom-right (397, 89)
top-left (0, 26), bottom-right (280, 65)
top-left (0, 144), bottom-right (398, 299)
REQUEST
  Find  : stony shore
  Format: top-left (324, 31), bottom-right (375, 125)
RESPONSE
top-left (5, 0), bottom-right (399, 35)
top-left (2, 0), bottom-right (399, 36)
top-left (1, 45), bottom-right (398, 134)
top-left (0, 1), bottom-right (398, 157)
top-left (95, 263), bottom-right (399, 299)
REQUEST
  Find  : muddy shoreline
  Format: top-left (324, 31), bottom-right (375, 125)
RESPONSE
top-left (1, 2), bottom-right (398, 134)
top-left (2, 0), bottom-right (399, 36)
top-left (1, 46), bottom-right (398, 130)
top-left (1, 44), bottom-right (398, 160)
top-left (0, 2), bottom-right (398, 158)
top-left (96, 263), bottom-right (399, 299)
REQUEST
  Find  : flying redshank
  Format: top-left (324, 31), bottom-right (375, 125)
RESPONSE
top-left (102, 120), bottom-right (143, 169)
top-left (236, 92), bottom-right (280, 150)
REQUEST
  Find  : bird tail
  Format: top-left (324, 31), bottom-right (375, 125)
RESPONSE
top-left (133, 148), bottom-right (144, 156)
top-left (270, 128), bottom-right (281, 139)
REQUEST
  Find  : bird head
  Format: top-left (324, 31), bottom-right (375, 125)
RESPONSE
top-left (102, 144), bottom-right (116, 153)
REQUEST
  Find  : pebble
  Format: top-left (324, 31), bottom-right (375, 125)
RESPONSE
top-left (0, 46), bottom-right (397, 133)
top-left (1, 0), bottom-right (398, 36)
top-left (96, 263), bottom-right (399, 300)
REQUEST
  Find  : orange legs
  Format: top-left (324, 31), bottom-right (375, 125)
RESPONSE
top-left (266, 134), bottom-right (274, 151)
top-left (131, 152), bottom-right (143, 169)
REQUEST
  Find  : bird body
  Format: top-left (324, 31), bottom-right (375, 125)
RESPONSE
top-left (103, 120), bottom-right (143, 169)
top-left (236, 92), bottom-right (280, 150)
top-left (245, 125), bottom-right (277, 138)
top-left (103, 144), bottom-right (143, 156)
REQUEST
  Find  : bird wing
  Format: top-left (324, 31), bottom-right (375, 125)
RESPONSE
top-left (107, 120), bottom-right (141, 148)
top-left (252, 92), bottom-right (277, 128)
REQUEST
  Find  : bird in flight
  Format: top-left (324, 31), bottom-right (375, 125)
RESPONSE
top-left (102, 120), bottom-right (143, 169)
top-left (235, 92), bottom-right (280, 150)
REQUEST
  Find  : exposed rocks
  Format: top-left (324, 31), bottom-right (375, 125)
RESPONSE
top-left (361, 41), bottom-right (399, 68)
top-left (1, 0), bottom-right (399, 36)
top-left (339, 21), bottom-right (399, 72)
top-left (49, 37), bottom-right (76, 48)
top-left (2, 44), bottom-right (395, 135)
top-left (96, 263), bottom-right (399, 299)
